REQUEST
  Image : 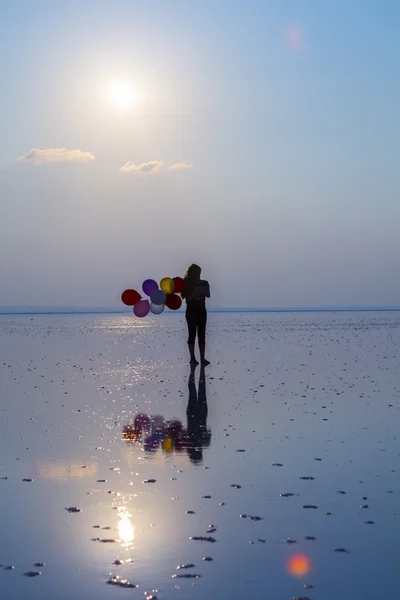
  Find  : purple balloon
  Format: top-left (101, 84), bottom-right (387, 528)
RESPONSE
top-left (133, 299), bottom-right (150, 318)
top-left (150, 289), bottom-right (166, 305)
top-left (142, 279), bottom-right (158, 296)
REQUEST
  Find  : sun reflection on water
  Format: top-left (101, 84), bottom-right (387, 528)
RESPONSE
top-left (117, 507), bottom-right (134, 546)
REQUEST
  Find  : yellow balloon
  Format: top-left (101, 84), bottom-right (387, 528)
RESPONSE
top-left (162, 436), bottom-right (174, 453)
top-left (160, 277), bottom-right (175, 294)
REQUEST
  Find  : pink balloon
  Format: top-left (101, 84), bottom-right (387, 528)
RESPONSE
top-left (133, 299), bottom-right (150, 318)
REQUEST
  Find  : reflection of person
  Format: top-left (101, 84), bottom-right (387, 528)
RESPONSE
top-left (181, 264), bottom-right (211, 366)
top-left (185, 364), bottom-right (211, 464)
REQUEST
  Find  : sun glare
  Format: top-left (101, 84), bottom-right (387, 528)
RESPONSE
top-left (110, 82), bottom-right (135, 108)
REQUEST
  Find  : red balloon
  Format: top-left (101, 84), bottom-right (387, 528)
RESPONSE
top-left (134, 413), bottom-right (150, 431)
top-left (121, 289), bottom-right (141, 306)
top-left (165, 293), bottom-right (182, 310)
top-left (172, 277), bottom-right (184, 294)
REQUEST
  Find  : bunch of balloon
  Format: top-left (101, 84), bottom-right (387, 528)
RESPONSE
top-left (121, 276), bottom-right (184, 318)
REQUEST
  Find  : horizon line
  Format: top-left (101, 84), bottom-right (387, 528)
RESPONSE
top-left (1, 305), bottom-right (400, 315)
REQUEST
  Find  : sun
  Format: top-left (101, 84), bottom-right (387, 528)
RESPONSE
top-left (110, 82), bottom-right (135, 108)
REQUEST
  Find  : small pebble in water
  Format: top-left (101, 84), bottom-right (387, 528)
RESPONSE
top-left (361, 505), bottom-right (369, 509)
top-left (335, 548), bottom-right (350, 553)
top-left (272, 463), bottom-right (283, 467)
top-left (202, 495), bottom-right (212, 499)
top-left (33, 563), bottom-right (45, 567)
top-left (299, 477), bottom-right (315, 481)
top-left (280, 493), bottom-right (295, 497)
top-left (144, 479), bottom-right (156, 484)
top-left (66, 507), bottom-right (81, 513)
top-left (176, 564), bottom-right (195, 570)
top-left (303, 505), bottom-right (318, 509)
top-left (365, 521), bottom-right (375, 524)
top-left (172, 573), bottom-right (201, 579)
top-left (305, 536), bottom-right (316, 541)
top-left (107, 576), bottom-right (136, 588)
top-left (202, 556), bottom-right (213, 561)
top-left (231, 484), bottom-right (242, 489)
top-left (186, 510), bottom-right (196, 514)
top-left (22, 479), bottom-right (33, 482)
top-left (304, 584), bottom-right (314, 589)
top-left (24, 571), bottom-right (41, 577)
top-left (337, 490), bottom-right (346, 494)
top-left (4, 566), bottom-right (15, 570)
top-left (190, 536), bottom-right (217, 543)
top-left (240, 514), bottom-right (247, 519)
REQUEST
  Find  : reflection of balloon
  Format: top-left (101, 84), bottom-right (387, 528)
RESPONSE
top-left (142, 279), bottom-right (158, 296)
top-left (165, 294), bottom-right (182, 310)
top-left (121, 289), bottom-right (141, 306)
top-left (134, 300), bottom-right (150, 318)
top-left (174, 437), bottom-right (185, 452)
top-left (160, 277), bottom-right (175, 294)
top-left (150, 303), bottom-right (164, 315)
top-left (168, 420), bottom-right (183, 437)
top-left (162, 436), bottom-right (174, 453)
top-left (144, 433), bottom-right (160, 453)
top-left (151, 415), bottom-right (165, 430)
top-left (122, 425), bottom-right (141, 442)
top-left (172, 277), bottom-right (184, 294)
top-left (150, 289), bottom-right (166, 305)
top-left (134, 413), bottom-right (150, 431)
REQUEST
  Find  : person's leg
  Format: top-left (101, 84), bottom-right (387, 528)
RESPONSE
top-left (186, 311), bottom-right (199, 364)
top-left (198, 310), bottom-right (210, 365)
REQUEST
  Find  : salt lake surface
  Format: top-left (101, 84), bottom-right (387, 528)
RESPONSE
top-left (0, 311), bottom-right (399, 600)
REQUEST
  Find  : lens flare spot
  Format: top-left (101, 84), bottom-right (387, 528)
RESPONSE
top-left (286, 553), bottom-right (311, 577)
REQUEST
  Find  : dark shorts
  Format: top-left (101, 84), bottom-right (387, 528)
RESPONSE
top-left (185, 308), bottom-right (207, 344)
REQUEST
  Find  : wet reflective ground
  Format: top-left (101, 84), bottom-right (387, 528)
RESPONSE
top-left (0, 312), bottom-right (399, 599)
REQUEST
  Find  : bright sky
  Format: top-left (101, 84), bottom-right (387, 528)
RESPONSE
top-left (1, 1), bottom-right (399, 308)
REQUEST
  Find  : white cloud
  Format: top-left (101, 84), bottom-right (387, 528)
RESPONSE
top-left (119, 160), bottom-right (163, 173)
top-left (169, 162), bottom-right (193, 170)
top-left (17, 148), bottom-right (95, 165)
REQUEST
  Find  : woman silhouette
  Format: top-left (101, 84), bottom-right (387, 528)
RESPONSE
top-left (181, 264), bottom-right (210, 366)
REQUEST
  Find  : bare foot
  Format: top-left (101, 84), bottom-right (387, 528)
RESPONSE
top-left (201, 359), bottom-right (210, 366)
top-left (190, 358), bottom-right (199, 366)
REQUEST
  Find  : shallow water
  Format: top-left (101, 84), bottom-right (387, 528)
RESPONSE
top-left (0, 311), bottom-right (399, 599)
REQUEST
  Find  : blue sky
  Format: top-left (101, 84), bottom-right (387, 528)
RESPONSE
top-left (1, 1), bottom-right (399, 308)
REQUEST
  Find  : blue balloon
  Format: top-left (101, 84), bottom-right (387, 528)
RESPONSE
top-left (150, 289), bottom-right (166, 305)
top-left (142, 279), bottom-right (158, 296)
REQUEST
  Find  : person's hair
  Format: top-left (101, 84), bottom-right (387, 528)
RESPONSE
top-left (182, 264), bottom-right (201, 300)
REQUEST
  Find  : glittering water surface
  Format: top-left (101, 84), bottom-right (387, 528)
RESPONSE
top-left (0, 312), bottom-right (399, 599)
